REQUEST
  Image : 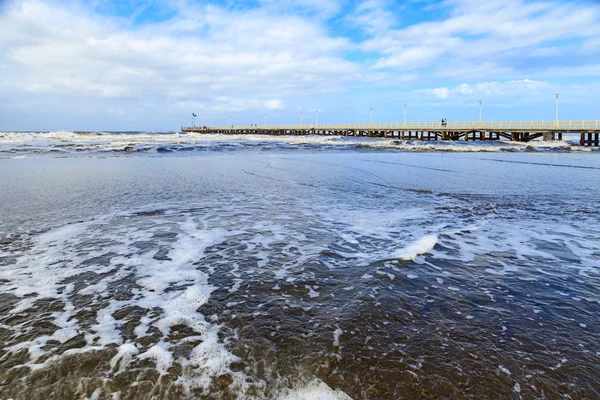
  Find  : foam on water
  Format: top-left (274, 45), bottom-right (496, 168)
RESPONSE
top-left (395, 235), bottom-right (438, 260)
top-left (1, 175), bottom-right (599, 398)
top-left (110, 343), bottom-right (139, 371)
top-left (0, 205), bottom-right (371, 398)
top-left (431, 218), bottom-right (600, 279)
top-left (0, 210), bottom-right (255, 395)
top-left (278, 379), bottom-right (352, 400)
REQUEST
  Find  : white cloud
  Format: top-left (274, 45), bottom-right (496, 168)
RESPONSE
top-left (430, 87), bottom-right (450, 99)
top-left (579, 37), bottom-right (600, 55)
top-left (258, 0), bottom-right (344, 18)
top-left (421, 79), bottom-right (552, 100)
top-left (530, 46), bottom-right (564, 57)
top-left (0, 0), bottom-right (358, 128)
top-left (347, 0), bottom-right (396, 34)
top-left (372, 46), bottom-right (444, 69)
top-left (266, 99), bottom-right (285, 110)
top-left (364, 0), bottom-right (600, 79)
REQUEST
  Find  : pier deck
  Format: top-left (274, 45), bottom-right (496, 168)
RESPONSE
top-left (182, 120), bottom-right (600, 146)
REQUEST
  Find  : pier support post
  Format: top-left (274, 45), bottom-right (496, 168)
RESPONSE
top-left (543, 132), bottom-right (555, 141)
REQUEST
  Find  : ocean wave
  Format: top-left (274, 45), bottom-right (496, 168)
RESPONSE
top-left (0, 131), bottom-right (594, 154)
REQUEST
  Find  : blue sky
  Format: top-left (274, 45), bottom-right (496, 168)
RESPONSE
top-left (1, 0), bottom-right (599, 131)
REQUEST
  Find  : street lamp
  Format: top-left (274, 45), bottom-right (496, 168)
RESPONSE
top-left (479, 101), bottom-right (482, 123)
top-left (264, 113), bottom-right (267, 127)
top-left (404, 103), bottom-right (406, 125)
top-left (316, 109), bottom-right (319, 128)
top-left (301, 111), bottom-right (303, 124)
top-left (370, 107), bottom-right (372, 126)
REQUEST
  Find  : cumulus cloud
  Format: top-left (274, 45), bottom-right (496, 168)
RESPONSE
top-left (420, 79), bottom-right (552, 100)
top-left (364, 0), bottom-right (600, 79)
top-left (0, 0), bottom-right (358, 129)
top-left (258, 0), bottom-right (344, 18)
top-left (347, 0), bottom-right (397, 34)
top-left (266, 99), bottom-right (285, 110)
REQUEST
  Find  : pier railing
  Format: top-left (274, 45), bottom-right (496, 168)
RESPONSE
top-left (208, 120), bottom-right (600, 131)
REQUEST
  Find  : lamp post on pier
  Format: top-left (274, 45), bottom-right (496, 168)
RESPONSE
top-left (555, 93), bottom-right (559, 126)
top-left (300, 111), bottom-right (303, 124)
top-left (370, 107), bottom-right (372, 127)
top-left (479, 101), bottom-right (482, 123)
top-left (264, 113), bottom-right (267, 127)
top-left (404, 103), bottom-right (406, 125)
top-left (315, 109), bottom-right (319, 129)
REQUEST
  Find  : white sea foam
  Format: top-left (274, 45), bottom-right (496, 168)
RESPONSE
top-left (395, 235), bottom-right (438, 261)
top-left (306, 285), bottom-right (320, 298)
top-left (0, 210), bottom-right (251, 396)
top-left (110, 343), bottom-right (139, 371)
top-left (333, 328), bottom-right (343, 347)
top-left (138, 344), bottom-right (173, 372)
top-left (277, 379), bottom-right (352, 400)
top-left (430, 218), bottom-right (599, 278)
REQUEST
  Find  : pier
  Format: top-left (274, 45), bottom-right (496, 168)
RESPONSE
top-left (182, 120), bottom-right (600, 146)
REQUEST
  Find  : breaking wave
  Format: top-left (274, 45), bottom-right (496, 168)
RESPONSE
top-left (0, 131), bottom-right (593, 157)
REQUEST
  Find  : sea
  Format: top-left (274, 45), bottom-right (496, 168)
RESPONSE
top-left (0, 131), bottom-right (599, 399)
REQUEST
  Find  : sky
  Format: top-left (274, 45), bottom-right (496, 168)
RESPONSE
top-left (0, 0), bottom-right (599, 131)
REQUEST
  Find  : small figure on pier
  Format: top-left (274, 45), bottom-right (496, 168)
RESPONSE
top-left (441, 118), bottom-right (447, 127)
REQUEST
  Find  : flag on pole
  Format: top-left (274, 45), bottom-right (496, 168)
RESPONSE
top-left (192, 113), bottom-right (197, 117)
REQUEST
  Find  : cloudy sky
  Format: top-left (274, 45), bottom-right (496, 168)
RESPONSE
top-left (1, 0), bottom-right (599, 131)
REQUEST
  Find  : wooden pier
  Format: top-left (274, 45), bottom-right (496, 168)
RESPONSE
top-left (182, 121), bottom-right (600, 146)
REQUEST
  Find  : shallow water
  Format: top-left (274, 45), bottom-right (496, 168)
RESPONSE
top-left (0, 141), bottom-right (599, 399)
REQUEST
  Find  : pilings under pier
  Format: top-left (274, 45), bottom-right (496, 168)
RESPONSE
top-left (580, 132), bottom-right (600, 147)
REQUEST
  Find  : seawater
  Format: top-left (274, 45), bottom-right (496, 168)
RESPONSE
top-left (0, 133), bottom-right (599, 399)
